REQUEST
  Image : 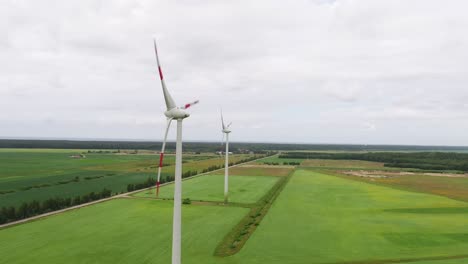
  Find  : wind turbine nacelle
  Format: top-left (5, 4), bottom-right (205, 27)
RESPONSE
top-left (165, 108), bottom-right (190, 119)
top-left (222, 129), bottom-right (231, 134)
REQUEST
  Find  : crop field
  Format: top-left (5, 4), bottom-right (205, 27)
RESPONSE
top-left (0, 198), bottom-right (249, 264)
top-left (3, 154), bottom-right (468, 263)
top-left (257, 155), bottom-right (385, 170)
top-left (133, 174), bottom-right (280, 204)
top-left (335, 171), bottom-right (468, 203)
top-left (301, 158), bottom-right (385, 169)
top-left (0, 149), bottom-right (255, 207)
top-left (233, 169), bottom-right (468, 263)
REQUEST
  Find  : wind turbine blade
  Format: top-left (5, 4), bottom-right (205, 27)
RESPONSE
top-left (181, 100), bottom-right (199, 109)
top-left (219, 133), bottom-right (225, 158)
top-left (156, 118), bottom-right (173, 197)
top-left (153, 39), bottom-right (176, 110)
top-left (221, 110), bottom-right (226, 130)
top-left (227, 122), bottom-right (232, 128)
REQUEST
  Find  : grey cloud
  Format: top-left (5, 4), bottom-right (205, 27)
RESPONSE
top-left (1, 0), bottom-right (468, 145)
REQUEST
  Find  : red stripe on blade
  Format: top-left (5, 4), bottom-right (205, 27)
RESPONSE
top-left (185, 104), bottom-right (190, 109)
top-left (158, 67), bottom-right (163, 80)
top-left (159, 153), bottom-right (164, 167)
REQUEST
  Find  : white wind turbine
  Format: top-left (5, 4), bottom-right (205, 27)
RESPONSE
top-left (221, 111), bottom-right (232, 204)
top-left (153, 39), bottom-right (199, 264)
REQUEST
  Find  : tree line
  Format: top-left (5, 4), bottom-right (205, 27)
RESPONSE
top-left (279, 152), bottom-right (468, 172)
top-left (0, 188), bottom-right (112, 225)
top-left (4, 139), bottom-right (468, 152)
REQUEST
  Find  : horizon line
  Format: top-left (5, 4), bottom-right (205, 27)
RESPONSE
top-left (0, 136), bottom-right (468, 148)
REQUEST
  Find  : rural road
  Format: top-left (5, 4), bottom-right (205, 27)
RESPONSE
top-left (0, 154), bottom-right (273, 229)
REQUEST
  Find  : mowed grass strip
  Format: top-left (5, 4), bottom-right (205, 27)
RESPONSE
top-left (132, 174), bottom-right (280, 204)
top-left (231, 169), bottom-right (468, 264)
top-left (0, 198), bottom-right (248, 264)
top-left (214, 171), bottom-right (293, 256)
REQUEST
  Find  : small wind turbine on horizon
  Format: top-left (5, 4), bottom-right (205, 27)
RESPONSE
top-left (221, 111), bottom-right (232, 204)
top-left (153, 39), bottom-right (199, 264)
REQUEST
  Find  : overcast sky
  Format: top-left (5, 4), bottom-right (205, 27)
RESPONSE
top-left (2, 0), bottom-right (468, 145)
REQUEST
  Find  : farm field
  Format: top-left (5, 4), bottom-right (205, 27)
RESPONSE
top-left (257, 155), bottom-right (385, 170)
top-left (3, 156), bottom-right (468, 263)
top-left (133, 174), bottom-right (280, 204)
top-left (0, 148), bottom-right (256, 207)
top-left (335, 170), bottom-right (468, 203)
top-left (301, 158), bottom-right (385, 169)
top-left (0, 198), bottom-right (249, 264)
top-left (232, 169), bottom-right (468, 263)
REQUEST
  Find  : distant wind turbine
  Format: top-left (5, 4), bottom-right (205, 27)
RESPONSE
top-left (221, 111), bottom-right (232, 204)
top-left (153, 39), bottom-right (199, 264)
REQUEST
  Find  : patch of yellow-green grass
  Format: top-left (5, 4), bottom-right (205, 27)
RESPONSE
top-left (333, 171), bottom-right (468, 203)
top-left (231, 169), bottom-right (468, 263)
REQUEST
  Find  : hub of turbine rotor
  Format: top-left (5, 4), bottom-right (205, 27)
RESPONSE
top-left (165, 108), bottom-right (190, 119)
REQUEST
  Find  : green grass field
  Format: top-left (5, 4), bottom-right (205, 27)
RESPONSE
top-left (0, 198), bottom-right (249, 264)
top-left (0, 149), bottom-right (255, 207)
top-left (226, 165), bottom-right (293, 177)
top-left (133, 174), bottom-right (280, 204)
top-left (232, 169), bottom-right (468, 263)
top-left (4, 154), bottom-right (468, 263)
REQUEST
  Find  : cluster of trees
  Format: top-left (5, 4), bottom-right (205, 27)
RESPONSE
top-left (202, 165), bottom-right (223, 173)
top-left (283, 161), bottom-right (300, 165)
top-left (280, 152), bottom-right (468, 172)
top-left (264, 162), bottom-right (280, 165)
top-left (183, 170), bottom-right (198, 178)
top-left (127, 177), bottom-right (156, 192)
top-left (263, 161), bottom-right (300, 166)
top-left (0, 188), bottom-right (112, 225)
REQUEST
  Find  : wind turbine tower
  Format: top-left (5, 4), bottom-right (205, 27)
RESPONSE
top-left (221, 111), bottom-right (232, 204)
top-left (153, 39), bottom-right (199, 264)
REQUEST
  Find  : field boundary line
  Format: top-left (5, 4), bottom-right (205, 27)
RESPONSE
top-left (0, 154), bottom-right (274, 229)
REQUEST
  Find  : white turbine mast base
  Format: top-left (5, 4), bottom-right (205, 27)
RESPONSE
top-left (172, 119), bottom-right (183, 264)
top-left (224, 132), bottom-right (230, 204)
